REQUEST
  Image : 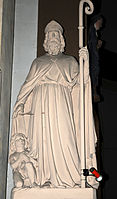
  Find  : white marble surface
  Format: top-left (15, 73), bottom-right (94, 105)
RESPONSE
top-left (11, 188), bottom-right (96, 199)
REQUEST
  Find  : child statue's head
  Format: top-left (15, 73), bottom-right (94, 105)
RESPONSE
top-left (10, 133), bottom-right (29, 153)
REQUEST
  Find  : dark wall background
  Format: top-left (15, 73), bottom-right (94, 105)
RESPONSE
top-left (99, 0), bottom-right (117, 81)
top-left (91, 1), bottom-right (117, 199)
top-left (98, 80), bottom-right (117, 199)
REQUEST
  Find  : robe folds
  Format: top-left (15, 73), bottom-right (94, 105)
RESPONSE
top-left (11, 53), bottom-right (98, 188)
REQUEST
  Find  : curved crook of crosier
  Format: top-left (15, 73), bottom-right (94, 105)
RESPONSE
top-left (78, 0), bottom-right (94, 48)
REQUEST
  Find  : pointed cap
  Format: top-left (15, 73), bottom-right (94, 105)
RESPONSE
top-left (45, 20), bottom-right (63, 34)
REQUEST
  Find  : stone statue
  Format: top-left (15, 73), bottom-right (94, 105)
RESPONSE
top-left (10, 20), bottom-right (98, 189)
top-left (9, 133), bottom-right (37, 188)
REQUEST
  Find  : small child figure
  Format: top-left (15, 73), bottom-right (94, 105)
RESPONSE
top-left (9, 133), bottom-right (37, 188)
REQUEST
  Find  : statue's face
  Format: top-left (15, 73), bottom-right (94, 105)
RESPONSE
top-left (95, 18), bottom-right (103, 30)
top-left (15, 138), bottom-right (25, 149)
top-left (47, 31), bottom-right (61, 55)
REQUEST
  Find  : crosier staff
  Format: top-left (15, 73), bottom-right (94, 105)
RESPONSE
top-left (78, 0), bottom-right (94, 188)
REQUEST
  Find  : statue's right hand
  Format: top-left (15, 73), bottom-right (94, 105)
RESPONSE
top-left (19, 153), bottom-right (30, 163)
top-left (13, 104), bottom-right (24, 118)
top-left (20, 160), bottom-right (26, 169)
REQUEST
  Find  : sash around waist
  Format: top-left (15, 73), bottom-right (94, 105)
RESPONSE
top-left (35, 80), bottom-right (77, 92)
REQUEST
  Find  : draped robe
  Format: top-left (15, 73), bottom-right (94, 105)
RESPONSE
top-left (11, 53), bottom-right (98, 188)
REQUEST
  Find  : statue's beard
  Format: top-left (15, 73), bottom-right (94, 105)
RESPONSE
top-left (47, 40), bottom-right (61, 55)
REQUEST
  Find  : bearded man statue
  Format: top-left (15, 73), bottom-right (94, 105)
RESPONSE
top-left (10, 20), bottom-right (98, 189)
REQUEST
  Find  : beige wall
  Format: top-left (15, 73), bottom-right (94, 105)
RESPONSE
top-left (0, 0), bottom-right (15, 198)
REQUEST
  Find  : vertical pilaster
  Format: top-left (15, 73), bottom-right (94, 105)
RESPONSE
top-left (0, 0), bottom-right (15, 198)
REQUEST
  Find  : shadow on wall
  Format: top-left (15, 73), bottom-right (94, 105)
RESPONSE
top-left (97, 77), bottom-right (117, 199)
top-left (100, 48), bottom-right (117, 82)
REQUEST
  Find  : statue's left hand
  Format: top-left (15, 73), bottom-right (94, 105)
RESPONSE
top-left (79, 46), bottom-right (90, 83)
top-left (79, 46), bottom-right (89, 61)
top-left (13, 103), bottom-right (24, 118)
top-left (20, 160), bottom-right (26, 169)
top-left (97, 39), bottom-right (102, 49)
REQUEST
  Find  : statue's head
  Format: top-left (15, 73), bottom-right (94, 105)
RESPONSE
top-left (10, 133), bottom-right (29, 153)
top-left (95, 18), bottom-right (103, 30)
top-left (43, 20), bottom-right (65, 55)
top-left (90, 14), bottom-right (103, 31)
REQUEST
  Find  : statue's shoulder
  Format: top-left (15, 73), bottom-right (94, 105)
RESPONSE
top-left (62, 54), bottom-right (78, 63)
top-left (9, 151), bottom-right (19, 159)
top-left (32, 54), bottom-right (50, 65)
top-left (32, 55), bottom-right (45, 63)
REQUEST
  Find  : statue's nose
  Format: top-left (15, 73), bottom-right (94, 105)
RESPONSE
top-left (52, 33), bottom-right (55, 37)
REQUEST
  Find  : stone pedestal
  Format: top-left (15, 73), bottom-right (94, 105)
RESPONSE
top-left (11, 188), bottom-right (96, 199)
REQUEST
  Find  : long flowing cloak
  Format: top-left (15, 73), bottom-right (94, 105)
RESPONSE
top-left (10, 53), bottom-right (98, 188)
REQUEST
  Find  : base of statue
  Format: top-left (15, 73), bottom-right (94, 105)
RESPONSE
top-left (11, 187), bottom-right (96, 199)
